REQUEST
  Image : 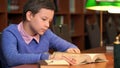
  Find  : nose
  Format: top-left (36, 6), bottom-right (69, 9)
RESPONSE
top-left (45, 21), bottom-right (50, 28)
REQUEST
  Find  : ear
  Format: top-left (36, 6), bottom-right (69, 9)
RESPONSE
top-left (26, 11), bottom-right (33, 21)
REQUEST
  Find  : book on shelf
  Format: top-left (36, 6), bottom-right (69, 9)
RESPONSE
top-left (53, 15), bottom-right (64, 26)
top-left (69, 0), bottom-right (75, 13)
top-left (83, 0), bottom-right (87, 13)
top-left (38, 52), bottom-right (108, 66)
top-left (106, 45), bottom-right (113, 52)
top-left (70, 18), bottom-right (75, 34)
top-left (7, 0), bottom-right (19, 12)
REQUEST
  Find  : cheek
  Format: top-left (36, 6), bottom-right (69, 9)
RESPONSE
top-left (31, 19), bottom-right (44, 30)
top-left (31, 18), bottom-right (39, 26)
top-left (35, 20), bottom-right (44, 28)
top-left (29, 20), bottom-right (38, 30)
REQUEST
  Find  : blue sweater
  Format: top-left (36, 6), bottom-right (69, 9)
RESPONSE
top-left (2, 24), bottom-right (77, 67)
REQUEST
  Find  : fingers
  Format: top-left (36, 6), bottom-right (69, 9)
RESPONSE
top-left (66, 48), bottom-right (75, 53)
top-left (49, 54), bottom-right (77, 65)
top-left (73, 48), bottom-right (81, 53)
top-left (62, 56), bottom-right (76, 65)
top-left (66, 48), bottom-right (81, 54)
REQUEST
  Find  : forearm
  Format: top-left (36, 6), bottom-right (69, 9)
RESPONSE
top-left (50, 36), bottom-right (78, 52)
top-left (4, 53), bottom-right (49, 67)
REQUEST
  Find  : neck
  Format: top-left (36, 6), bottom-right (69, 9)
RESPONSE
top-left (23, 21), bottom-right (37, 36)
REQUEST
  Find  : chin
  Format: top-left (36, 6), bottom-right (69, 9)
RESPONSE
top-left (38, 32), bottom-right (45, 35)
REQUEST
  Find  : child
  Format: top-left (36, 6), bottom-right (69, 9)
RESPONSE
top-left (2, 0), bottom-right (80, 67)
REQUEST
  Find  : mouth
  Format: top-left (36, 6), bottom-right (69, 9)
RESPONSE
top-left (40, 28), bottom-right (47, 33)
top-left (37, 27), bottom-right (48, 35)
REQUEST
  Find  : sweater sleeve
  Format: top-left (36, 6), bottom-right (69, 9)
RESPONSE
top-left (2, 30), bottom-right (49, 67)
top-left (47, 29), bottom-right (78, 52)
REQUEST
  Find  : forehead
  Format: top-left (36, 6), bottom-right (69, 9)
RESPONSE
top-left (36, 8), bottom-right (54, 18)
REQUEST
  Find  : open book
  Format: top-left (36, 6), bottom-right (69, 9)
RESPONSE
top-left (39, 52), bottom-right (107, 65)
top-left (39, 60), bottom-right (69, 65)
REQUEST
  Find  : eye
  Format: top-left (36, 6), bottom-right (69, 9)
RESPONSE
top-left (42, 18), bottom-right (47, 21)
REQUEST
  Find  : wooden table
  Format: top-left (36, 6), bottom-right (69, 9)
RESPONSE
top-left (12, 46), bottom-right (114, 68)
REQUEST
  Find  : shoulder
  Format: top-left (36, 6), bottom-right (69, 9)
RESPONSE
top-left (41, 29), bottom-right (56, 39)
top-left (2, 25), bottom-right (18, 43)
top-left (2, 24), bottom-right (19, 38)
top-left (3, 24), bottom-right (18, 32)
top-left (43, 29), bottom-right (54, 36)
top-left (44, 29), bottom-right (53, 34)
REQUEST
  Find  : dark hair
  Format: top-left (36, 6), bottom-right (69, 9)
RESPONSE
top-left (23, 0), bottom-right (55, 21)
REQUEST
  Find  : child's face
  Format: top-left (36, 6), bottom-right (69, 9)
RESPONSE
top-left (28, 8), bottom-right (54, 35)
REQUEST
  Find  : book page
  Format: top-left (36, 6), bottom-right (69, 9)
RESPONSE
top-left (83, 54), bottom-right (98, 60)
top-left (52, 52), bottom-right (91, 65)
top-left (83, 53), bottom-right (107, 62)
top-left (52, 52), bottom-right (107, 65)
top-left (44, 60), bottom-right (69, 65)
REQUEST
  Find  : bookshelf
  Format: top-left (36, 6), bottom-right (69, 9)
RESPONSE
top-left (8, 0), bottom-right (28, 25)
top-left (0, 0), bottom-right (104, 50)
top-left (55, 0), bottom-right (69, 13)
top-left (54, 0), bottom-right (85, 50)
top-left (0, 0), bottom-right (7, 32)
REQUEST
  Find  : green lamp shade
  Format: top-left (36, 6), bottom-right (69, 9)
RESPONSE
top-left (86, 0), bottom-right (97, 8)
top-left (86, 0), bottom-right (113, 11)
top-left (108, 2), bottom-right (120, 13)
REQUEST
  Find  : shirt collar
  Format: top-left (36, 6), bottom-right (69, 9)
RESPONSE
top-left (18, 22), bottom-right (40, 44)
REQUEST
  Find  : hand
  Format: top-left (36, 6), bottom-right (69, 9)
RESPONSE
top-left (49, 54), bottom-right (77, 65)
top-left (66, 48), bottom-right (81, 54)
top-left (62, 56), bottom-right (77, 65)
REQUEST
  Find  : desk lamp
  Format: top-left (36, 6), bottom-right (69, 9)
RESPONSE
top-left (86, 0), bottom-right (113, 47)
